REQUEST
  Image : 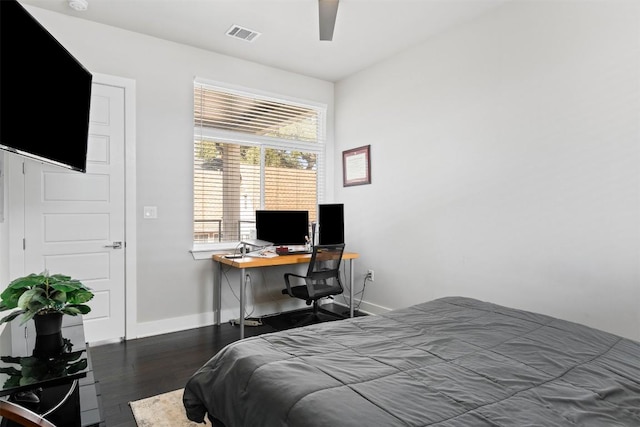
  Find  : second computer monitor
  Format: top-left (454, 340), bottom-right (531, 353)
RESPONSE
top-left (255, 210), bottom-right (309, 246)
top-left (318, 203), bottom-right (344, 245)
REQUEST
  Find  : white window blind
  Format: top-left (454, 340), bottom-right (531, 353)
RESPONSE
top-left (194, 81), bottom-right (325, 246)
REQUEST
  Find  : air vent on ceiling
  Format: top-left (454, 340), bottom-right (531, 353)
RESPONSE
top-left (226, 25), bottom-right (261, 42)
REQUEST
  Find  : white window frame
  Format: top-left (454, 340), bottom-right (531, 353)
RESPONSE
top-left (191, 79), bottom-right (327, 255)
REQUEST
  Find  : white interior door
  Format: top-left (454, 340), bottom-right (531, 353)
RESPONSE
top-left (24, 83), bottom-right (126, 343)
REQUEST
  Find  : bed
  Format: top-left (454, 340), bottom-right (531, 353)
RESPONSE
top-left (183, 296), bottom-right (640, 426)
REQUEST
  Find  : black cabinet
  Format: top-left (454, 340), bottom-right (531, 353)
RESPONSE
top-left (0, 316), bottom-right (104, 427)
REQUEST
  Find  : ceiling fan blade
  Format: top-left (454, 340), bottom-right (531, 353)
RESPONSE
top-left (319, 0), bottom-right (339, 41)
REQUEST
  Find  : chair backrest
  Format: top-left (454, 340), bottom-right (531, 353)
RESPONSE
top-left (304, 244), bottom-right (345, 297)
top-left (307, 243), bottom-right (345, 276)
top-left (0, 400), bottom-right (56, 427)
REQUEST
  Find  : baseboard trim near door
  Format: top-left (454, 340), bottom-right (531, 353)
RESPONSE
top-left (131, 299), bottom-right (308, 339)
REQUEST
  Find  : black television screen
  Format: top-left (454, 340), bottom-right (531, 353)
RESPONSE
top-left (318, 203), bottom-right (344, 245)
top-left (256, 210), bottom-right (309, 246)
top-left (0, 0), bottom-right (92, 172)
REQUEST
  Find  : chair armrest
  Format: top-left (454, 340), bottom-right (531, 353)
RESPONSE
top-left (283, 273), bottom-right (306, 295)
top-left (0, 399), bottom-right (56, 427)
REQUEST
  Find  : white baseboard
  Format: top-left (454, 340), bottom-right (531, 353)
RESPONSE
top-left (130, 299), bottom-right (390, 340)
top-left (132, 299), bottom-right (307, 339)
top-left (133, 311), bottom-right (214, 339)
top-left (338, 298), bottom-right (392, 315)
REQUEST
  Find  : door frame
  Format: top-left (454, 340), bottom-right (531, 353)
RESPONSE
top-left (8, 73), bottom-right (138, 341)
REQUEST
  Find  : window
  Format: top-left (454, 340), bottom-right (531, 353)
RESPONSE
top-left (193, 81), bottom-right (325, 247)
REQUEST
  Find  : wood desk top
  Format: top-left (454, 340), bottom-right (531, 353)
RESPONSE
top-left (213, 252), bottom-right (359, 269)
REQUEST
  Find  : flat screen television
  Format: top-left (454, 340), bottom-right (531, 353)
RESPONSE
top-left (0, 0), bottom-right (93, 173)
top-left (255, 210), bottom-right (309, 246)
top-left (318, 203), bottom-right (344, 245)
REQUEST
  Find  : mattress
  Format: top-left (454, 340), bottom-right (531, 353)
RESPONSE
top-left (183, 296), bottom-right (640, 426)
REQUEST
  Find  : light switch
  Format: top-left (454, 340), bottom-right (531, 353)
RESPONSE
top-left (143, 206), bottom-right (158, 219)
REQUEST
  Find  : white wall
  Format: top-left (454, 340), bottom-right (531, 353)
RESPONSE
top-left (3, 6), bottom-right (334, 336)
top-left (336, 1), bottom-right (640, 339)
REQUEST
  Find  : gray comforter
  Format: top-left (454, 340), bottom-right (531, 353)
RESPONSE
top-left (183, 296), bottom-right (640, 426)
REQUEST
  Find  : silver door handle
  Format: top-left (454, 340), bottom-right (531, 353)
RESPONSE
top-left (104, 241), bottom-right (123, 249)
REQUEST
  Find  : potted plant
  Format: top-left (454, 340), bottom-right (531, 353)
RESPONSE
top-left (0, 271), bottom-right (94, 337)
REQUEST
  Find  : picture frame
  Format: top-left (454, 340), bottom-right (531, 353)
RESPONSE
top-left (342, 145), bottom-right (371, 187)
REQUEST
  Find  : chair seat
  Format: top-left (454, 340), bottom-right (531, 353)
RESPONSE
top-left (289, 284), bottom-right (342, 300)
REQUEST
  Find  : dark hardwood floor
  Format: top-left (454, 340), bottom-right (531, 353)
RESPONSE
top-left (89, 304), bottom-right (358, 427)
top-left (90, 321), bottom-right (277, 427)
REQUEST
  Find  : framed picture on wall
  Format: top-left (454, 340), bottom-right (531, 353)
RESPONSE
top-left (342, 145), bottom-right (371, 187)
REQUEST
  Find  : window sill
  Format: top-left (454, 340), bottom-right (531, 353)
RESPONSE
top-left (190, 242), bottom-right (240, 260)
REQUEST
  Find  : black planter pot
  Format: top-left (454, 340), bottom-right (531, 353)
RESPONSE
top-left (33, 312), bottom-right (63, 336)
top-left (33, 312), bottom-right (64, 358)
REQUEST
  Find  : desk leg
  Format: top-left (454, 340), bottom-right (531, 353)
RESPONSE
top-left (349, 259), bottom-right (355, 318)
top-left (239, 267), bottom-right (246, 339)
top-left (213, 261), bottom-right (221, 325)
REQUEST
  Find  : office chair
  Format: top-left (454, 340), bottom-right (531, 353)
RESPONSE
top-left (282, 243), bottom-right (346, 327)
top-left (0, 399), bottom-right (56, 427)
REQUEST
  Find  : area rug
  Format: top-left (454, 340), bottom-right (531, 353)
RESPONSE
top-left (130, 388), bottom-right (211, 427)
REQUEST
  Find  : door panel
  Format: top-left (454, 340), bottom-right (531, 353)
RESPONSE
top-left (24, 83), bottom-right (126, 343)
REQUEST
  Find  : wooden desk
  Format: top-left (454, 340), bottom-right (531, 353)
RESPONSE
top-left (212, 252), bottom-right (359, 338)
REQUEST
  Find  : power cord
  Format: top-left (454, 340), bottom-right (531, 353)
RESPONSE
top-left (224, 269), bottom-right (258, 323)
top-left (354, 275), bottom-right (371, 313)
top-left (339, 268), bottom-right (371, 314)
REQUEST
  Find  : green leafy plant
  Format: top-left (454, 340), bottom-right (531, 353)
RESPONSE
top-left (0, 272), bottom-right (94, 325)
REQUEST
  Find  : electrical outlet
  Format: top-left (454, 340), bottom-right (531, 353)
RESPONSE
top-left (367, 269), bottom-right (374, 282)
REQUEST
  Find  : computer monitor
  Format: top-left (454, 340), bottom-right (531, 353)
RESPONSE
top-left (255, 210), bottom-right (309, 246)
top-left (318, 203), bottom-right (344, 245)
